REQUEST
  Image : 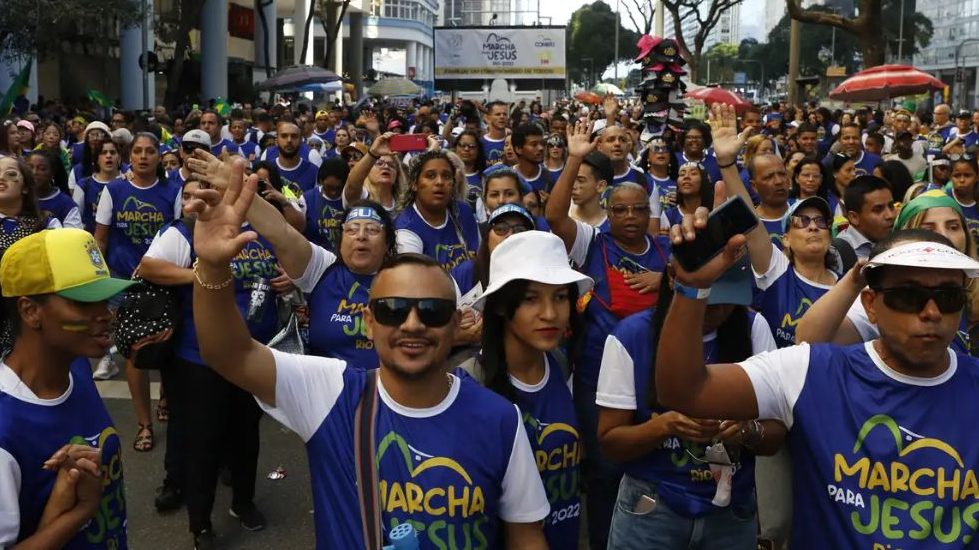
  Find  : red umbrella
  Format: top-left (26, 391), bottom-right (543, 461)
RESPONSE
top-left (829, 64), bottom-right (946, 102)
top-left (683, 87), bottom-right (750, 112)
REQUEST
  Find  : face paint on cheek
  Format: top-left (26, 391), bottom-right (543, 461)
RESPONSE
top-left (60, 321), bottom-right (92, 332)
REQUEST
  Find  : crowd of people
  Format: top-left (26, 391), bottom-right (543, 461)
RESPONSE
top-left (0, 89), bottom-right (978, 550)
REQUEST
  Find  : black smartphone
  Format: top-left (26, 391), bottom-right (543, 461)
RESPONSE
top-left (672, 195), bottom-right (758, 273)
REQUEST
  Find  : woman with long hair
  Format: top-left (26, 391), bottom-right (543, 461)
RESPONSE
top-left (0, 119), bottom-right (20, 158)
top-left (35, 121), bottom-right (71, 173)
top-left (75, 141), bottom-right (124, 233)
top-left (343, 132), bottom-right (408, 214)
top-left (598, 265), bottom-right (783, 548)
top-left (26, 150), bottom-right (81, 229)
top-left (544, 132), bottom-right (568, 183)
top-left (472, 230), bottom-right (592, 549)
top-left (69, 121), bottom-right (112, 189)
top-left (455, 129), bottom-right (487, 190)
top-left (660, 162), bottom-right (712, 230)
top-left (638, 137), bottom-right (679, 214)
top-left (827, 152), bottom-right (856, 216)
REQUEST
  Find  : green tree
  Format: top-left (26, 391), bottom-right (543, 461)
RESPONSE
top-left (661, 0), bottom-right (746, 83)
top-left (704, 42), bottom-right (739, 84)
top-left (0, 0), bottom-right (140, 61)
top-left (567, 2), bottom-right (640, 87)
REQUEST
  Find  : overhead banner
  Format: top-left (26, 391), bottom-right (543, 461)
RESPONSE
top-left (434, 26), bottom-right (566, 80)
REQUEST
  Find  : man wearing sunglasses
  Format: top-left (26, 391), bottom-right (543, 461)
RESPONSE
top-left (659, 219), bottom-right (979, 548)
top-left (187, 161), bottom-right (550, 549)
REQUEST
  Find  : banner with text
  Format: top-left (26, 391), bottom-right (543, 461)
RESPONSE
top-left (434, 26), bottom-right (566, 80)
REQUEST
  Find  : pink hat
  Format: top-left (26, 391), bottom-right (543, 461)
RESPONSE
top-left (16, 120), bottom-right (34, 134)
top-left (387, 119), bottom-right (402, 130)
top-left (634, 35), bottom-right (662, 62)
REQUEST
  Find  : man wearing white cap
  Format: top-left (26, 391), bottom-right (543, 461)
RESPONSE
top-left (658, 222), bottom-right (979, 549)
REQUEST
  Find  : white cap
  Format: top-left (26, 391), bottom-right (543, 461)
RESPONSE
top-left (473, 231), bottom-right (593, 311)
top-left (84, 121), bottom-right (111, 136)
top-left (111, 128), bottom-right (133, 145)
top-left (863, 241), bottom-right (979, 278)
top-left (182, 129), bottom-right (211, 147)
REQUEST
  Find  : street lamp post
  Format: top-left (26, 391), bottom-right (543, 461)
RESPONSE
top-left (614, 0), bottom-right (619, 85)
top-left (897, 0), bottom-right (905, 63)
top-left (582, 57), bottom-right (594, 89)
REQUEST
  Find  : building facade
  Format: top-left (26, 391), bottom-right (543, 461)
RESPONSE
top-left (913, 0), bottom-right (979, 109)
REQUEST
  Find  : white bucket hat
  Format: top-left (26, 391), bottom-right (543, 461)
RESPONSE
top-left (473, 231), bottom-right (593, 311)
top-left (862, 241), bottom-right (979, 278)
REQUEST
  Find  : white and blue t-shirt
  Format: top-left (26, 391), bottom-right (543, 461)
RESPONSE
top-left (648, 173), bottom-right (677, 212)
top-left (38, 189), bottom-right (83, 229)
top-left (95, 178), bottom-right (181, 277)
top-left (612, 165), bottom-right (646, 188)
top-left (480, 135), bottom-right (506, 166)
top-left (0, 358), bottom-right (127, 549)
top-left (209, 137), bottom-right (239, 157)
top-left (259, 350), bottom-right (550, 549)
top-left (597, 308), bottom-right (775, 516)
top-left (516, 165), bottom-right (549, 193)
top-left (740, 342), bottom-right (979, 549)
top-left (948, 129), bottom-right (979, 149)
top-left (951, 195), bottom-right (979, 244)
top-left (75, 175), bottom-right (121, 232)
top-left (753, 242), bottom-right (836, 348)
top-left (395, 201), bottom-right (480, 272)
top-left (302, 187), bottom-right (344, 252)
top-left (276, 158), bottom-right (319, 193)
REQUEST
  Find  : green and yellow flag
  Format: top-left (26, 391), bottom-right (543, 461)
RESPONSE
top-left (214, 97), bottom-right (230, 117)
top-left (86, 89), bottom-right (113, 109)
top-left (0, 59), bottom-right (32, 115)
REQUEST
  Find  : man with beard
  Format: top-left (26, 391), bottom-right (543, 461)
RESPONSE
top-left (186, 159), bottom-right (550, 549)
top-left (511, 123), bottom-right (548, 193)
top-left (312, 110), bottom-right (336, 146)
top-left (598, 126), bottom-right (644, 187)
top-left (273, 121), bottom-right (318, 193)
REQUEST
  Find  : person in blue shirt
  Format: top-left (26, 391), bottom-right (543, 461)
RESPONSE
top-left (660, 218), bottom-right (979, 549)
top-left (0, 228), bottom-right (142, 549)
top-left (199, 111), bottom-right (238, 157)
top-left (827, 152), bottom-right (857, 217)
top-left (750, 154), bottom-right (791, 249)
top-left (599, 125), bottom-right (645, 187)
top-left (659, 161), bottom-right (711, 231)
top-left (638, 137), bottom-right (677, 224)
top-left (67, 121), bottom-right (111, 190)
top-left (481, 101), bottom-right (509, 165)
top-left (546, 120), bottom-right (671, 550)
top-left (948, 157), bottom-right (979, 242)
top-left (229, 118), bottom-right (259, 163)
top-left (470, 231), bottom-right (592, 550)
top-left (829, 123), bottom-right (882, 176)
top-left (451, 203), bottom-right (536, 297)
top-left (543, 132), bottom-right (566, 185)
top-left (453, 130), bottom-right (486, 200)
top-left (511, 123), bottom-right (549, 193)
top-left (303, 157), bottom-right (348, 251)
top-left (269, 121), bottom-right (319, 192)
top-left (74, 141), bottom-right (124, 233)
top-left (28, 150), bottom-right (83, 229)
top-left (597, 262), bottom-right (784, 549)
top-left (948, 110), bottom-right (979, 149)
top-left (184, 161), bottom-right (551, 549)
top-left (676, 121), bottom-right (722, 184)
top-left (0, 156), bottom-right (61, 262)
top-left (394, 150), bottom-right (480, 271)
top-left (570, 151), bottom-right (613, 230)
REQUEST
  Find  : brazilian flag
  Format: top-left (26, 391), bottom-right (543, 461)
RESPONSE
top-left (214, 97), bottom-right (230, 117)
top-left (87, 89), bottom-right (114, 109)
top-left (0, 59), bottom-right (32, 115)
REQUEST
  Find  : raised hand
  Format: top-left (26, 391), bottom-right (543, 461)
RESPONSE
top-left (603, 93), bottom-right (620, 118)
top-left (565, 119), bottom-right (596, 159)
top-left (370, 132), bottom-right (395, 158)
top-left (187, 149), bottom-right (232, 191)
top-left (669, 182), bottom-right (748, 288)
top-left (185, 158), bottom-right (259, 265)
top-left (708, 103), bottom-right (749, 166)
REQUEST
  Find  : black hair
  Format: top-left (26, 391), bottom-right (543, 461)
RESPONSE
top-left (26, 149), bottom-right (70, 196)
top-left (486, 100), bottom-right (508, 113)
top-left (844, 175), bottom-right (892, 214)
top-left (454, 129), bottom-right (487, 174)
top-left (253, 160), bottom-right (285, 192)
top-left (876, 160), bottom-right (914, 203)
top-left (865, 229), bottom-right (955, 289)
top-left (131, 132), bottom-right (167, 182)
top-left (797, 123), bottom-right (819, 135)
top-left (637, 141), bottom-right (680, 180)
top-left (952, 157), bottom-right (979, 175)
top-left (317, 156), bottom-right (350, 184)
top-left (791, 157), bottom-right (830, 201)
top-left (2, 294), bottom-right (49, 340)
top-left (336, 199), bottom-right (397, 268)
top-left (481, 279), bottom-right (581, 403)
top-left (511, 123), bottom-right (544, 150)
top-left (865, 132), bottom-right (885, 148)
top-left (581, 151), bottom-right (613, 187)
top-left (682, 120), bottom-right (713, 149)
top-left (646, 273), bottom-right (751, 410)
top-left (201, 109), bottom-right (224, 125)
top-left (676, 162), bottom-right (713, 213)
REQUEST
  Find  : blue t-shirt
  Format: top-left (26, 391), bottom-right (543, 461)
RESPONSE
top-left (612, 166), bottom-right (646, 188)
top-left (450, 259), bottom-right (478, 296)
top-left (661, 206), bottom-right (684, 229)
top-left (210, 138), bottom-right (239, 156)
top-left (512, 357), bottom-right (581, 548)
top-left (676, 152), bottom-right (721, 184)
top-left (753, 245), bottom-right (834, 348)
top-left (648, 173), bottom-right (677, 212)
top-left (949, 129), bottom-right (979, 149)
top-left (950, 194), bottom-right (979, 244)
top-left (0, 358), bottom-right (127, 549)
top-left (302, 188), bottom-right (345, 252)
top-left (276, 159), bottom-right (319, 193)
top-left (395, 202), bottom-right (480, 272)
top-left (264, 143), bottom-right (315, 165)
top-left (464, 171), bottom-right (483, 190)
top-left (235, 140), bottom-right (259, 161)
top-left (760, 216), bottom-right (786, 250)
top-left (480, 135), bottom-right (506, 166)
top-left (77, 175), bottom-right (120, 233)
top-left (545, 166), bottom-right (564, 185)
top-left (313, 128), bottom-right (336, 146)
top-left (743, 342), bottom-right (979, 549)
top-left (99, 179), bottom-right (179, 277)
top-left (306, 264), bottom-right (377, 368)
top-left (38, 189), bottom-right (79, 227)
top-left (516, 165), bottom-right (549, 193)
top-left (603, 309), bottom-right (760, 517)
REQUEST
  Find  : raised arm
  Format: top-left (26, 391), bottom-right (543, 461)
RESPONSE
top-left (544, 120), bottom-right (594, 252)
top-left (709, 103), bottom-right (772, 274)
top-left (186, 159), bottom-right (276, 406)
top-left (794, 260), bottom-right (867, 345)
top-left (345, 132), bottom-right (393, 205)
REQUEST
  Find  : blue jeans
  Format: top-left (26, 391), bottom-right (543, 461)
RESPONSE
top-left (573, 380), bottom-right (622, 550)
top-left (608, 474), bottom-right (758, 550)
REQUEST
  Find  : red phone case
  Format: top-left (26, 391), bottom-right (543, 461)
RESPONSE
top-left (389, 134), bottom-right (428, 153)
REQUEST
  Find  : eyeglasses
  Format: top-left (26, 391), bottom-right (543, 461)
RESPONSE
top-left (374, 159), bottom-right (396, 169)
top-left (456, 143), bottom-right (478, 150)
top-left (342, 222), bottom-right (384, 237)
top-left (609, 204), bottom-right (651, 217)
top-left (490, 221), bottom-right (530, 236)
top-left (649, 145), bottom-right (670, 153)
top-left (368, 297), bottom-right (456, 327)
top-left (870, 285), bottom-right (967, 314)
top-left (789, 214), bottom-right (829, 230)
top-left (949, 153), bottom-right (974, 161)
top-left (0, 169), bottom-right (22, 182)
top-left (546, 141), bottom-right (565, 148)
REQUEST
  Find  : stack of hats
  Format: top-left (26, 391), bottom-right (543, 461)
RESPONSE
top-left (633, 35), bottom-right (688, 144)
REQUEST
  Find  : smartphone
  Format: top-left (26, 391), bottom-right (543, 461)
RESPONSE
top-left (389, 134), bottom-right (428, 153)
top-left (672, 195), bottom-right (758, 273)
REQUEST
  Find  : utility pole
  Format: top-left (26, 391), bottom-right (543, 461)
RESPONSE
top-left (140, 0), bottom-right (149, 110)
top-left (614, 0), bottom-right (619, 84)
top-left (654, 0), bottom-right (664, 36)
top-left (788, 18), bottom-right (801, 105)
top-left (897, 0), bottom-right (905, 62)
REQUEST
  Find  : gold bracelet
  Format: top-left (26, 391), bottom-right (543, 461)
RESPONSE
top-left (192, 258), bottom-right (234, 290)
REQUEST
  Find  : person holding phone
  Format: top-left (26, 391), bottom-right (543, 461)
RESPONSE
top-left (252, 160), bottom-right (306, 233)
top-left (546, 119), bottom-right (670, 550)
top-left (343, 132), bottom-right (408, 214)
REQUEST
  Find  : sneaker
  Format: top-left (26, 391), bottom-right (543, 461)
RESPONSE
top-left (229, 504), bottom-right (266, 531)
top-left (92, 354), bottom-right (118, 380)
top-left (154, 482), bottom-right (183, 513)
top-left (193, 530), bottom-right (216, 550)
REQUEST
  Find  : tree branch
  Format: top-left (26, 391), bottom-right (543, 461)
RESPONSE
top-left (785, 0), bottom-right (859, 33)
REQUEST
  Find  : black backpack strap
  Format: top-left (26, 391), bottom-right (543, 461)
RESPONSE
top-left (354, 370), bottom-right (382, 549)
top-left (831, 237), bottom-right (857, 275)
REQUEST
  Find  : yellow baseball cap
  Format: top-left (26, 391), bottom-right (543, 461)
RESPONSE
top-left (1, 229), bottom-right (136, 302)
top-left (315, 110), bottom-right (330, 119)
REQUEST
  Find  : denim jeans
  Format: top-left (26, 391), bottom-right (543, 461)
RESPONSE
top-left (573, 380), bottom-right (623, 550)
top-left (608, 474), bottom-right (758, 550)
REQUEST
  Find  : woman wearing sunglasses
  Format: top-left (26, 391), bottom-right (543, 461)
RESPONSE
top-left (638, 137), bottom-right (677, 217)
top-left (797, 190), bottom-right (979, 357)
top-left (544, 133), bottom-right (567, 183)
top-left (597, 262), bottom-right (783, 549)
top-left (469, 230), bottom-right (592, 550)
top-left (547, 120), bottom-right (671, 549)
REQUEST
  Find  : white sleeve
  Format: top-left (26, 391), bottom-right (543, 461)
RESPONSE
top-left (308, 148), bottom-right (323, 167)
top-left (568, 220), bottom-right (595, 266)
top-left (61, 206), bottom-right (83, 229)
top-left (0, 448), bottom-right (21, 547)
top-left (737, 344), bottom-right (812, 429)
top-left (395, 229), bottom-right (424, 254)
top-left (752, 242), bottom-right (790, 291)
top-left (659, 211), bottom-right (669, 229)
top-left (95, 187), bottom-right (114, 225)
top-left (648, 186), bottom-right (662, 219)
top-left (67, 168), bottom-right (77, 190)
top-left (45, 218), bottom-right (62, 229)
top-left (72, 182), bottom-right (85, 211)
top-left (257, 349), bottom-right (347, 442)
top-left (341, 186), bottom-right (370, 210)
top-left (595, 335), bottom-right (637, 410)
top-left (173, 193), bottom-right (182, 219)
top-left (751, 313), bottom-right (778, 354)
top-left (846, 297), bottom-right (879, 341)
top-left (498, 405), bottom-right (550, 523)
top-left (144, 226), bottom-right (192, 267)
top-left (293, 244), bottom-right (338, 293)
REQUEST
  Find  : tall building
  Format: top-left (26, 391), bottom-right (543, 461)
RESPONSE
top-left (439, 0), bottom-right (540, 26)
top-left (665, 3), bottom-right (741, 50)
top-left (913, 0), bottom-right (979, 109)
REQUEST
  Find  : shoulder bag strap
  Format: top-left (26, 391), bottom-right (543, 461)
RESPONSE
top-left (354, 370), bottom-right (383, 550)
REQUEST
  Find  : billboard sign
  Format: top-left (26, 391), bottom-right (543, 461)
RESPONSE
top-left (434, 26), bottom-right (566, 80)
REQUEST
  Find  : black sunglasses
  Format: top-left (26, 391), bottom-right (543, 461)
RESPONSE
top-left (369, 297), bottom-right (456, 327)
top-left (871, 285), bottom-right (967, 314)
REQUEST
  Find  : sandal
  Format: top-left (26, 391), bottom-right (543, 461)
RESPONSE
top-left (134, 424), bottom-right (154, 452)
top-left (156, 399), bottom-right (169, 423)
